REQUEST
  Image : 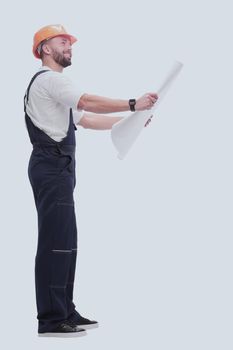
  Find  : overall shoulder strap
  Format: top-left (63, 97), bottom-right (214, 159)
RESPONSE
top-left (24, 69), bottom-right (50, 112)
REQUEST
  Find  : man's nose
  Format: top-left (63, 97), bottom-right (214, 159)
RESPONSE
top-left (65, 42), bottom-right (72, 50)
top-left (65, 46), bottom-right (72, 54)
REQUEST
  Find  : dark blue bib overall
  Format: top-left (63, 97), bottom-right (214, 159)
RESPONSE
top-left (24, 70), bottom-right (81, 333)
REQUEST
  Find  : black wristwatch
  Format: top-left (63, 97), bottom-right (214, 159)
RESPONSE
top-left (129, 98), bottom-right (136, 112)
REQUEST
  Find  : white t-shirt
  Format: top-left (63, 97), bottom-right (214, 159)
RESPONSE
top-left (25, 65), bottom-right (85, 142)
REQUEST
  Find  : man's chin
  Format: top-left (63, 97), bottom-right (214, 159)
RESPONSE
top-left (62, 60), bottom-right (72, 68)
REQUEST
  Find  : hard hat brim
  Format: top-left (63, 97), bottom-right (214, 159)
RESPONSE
top-left (33, 33), bottom-right (78, 59)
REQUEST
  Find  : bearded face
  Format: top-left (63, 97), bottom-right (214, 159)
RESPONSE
top-left (41, 36), bottom-right (73, 67)
top-left (51, 46), bottom-right (72, 67)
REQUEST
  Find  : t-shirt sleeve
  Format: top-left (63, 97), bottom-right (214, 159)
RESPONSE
top-left (47, 72), bottom-right (85, 110)
top-left (72, 109), bottom-right (85, 124)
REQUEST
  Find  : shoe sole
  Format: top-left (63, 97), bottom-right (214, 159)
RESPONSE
top-left (38, 330), bottom-right (87, 338)
top-left (78, 323), bottom-right (99, 330)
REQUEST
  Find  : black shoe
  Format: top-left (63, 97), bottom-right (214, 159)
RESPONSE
top-left (68, 316), bottom-right (99, 330)
top-left (38, 321), bottom-right (87, 338)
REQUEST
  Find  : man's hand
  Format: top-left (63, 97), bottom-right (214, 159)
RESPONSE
top-left (144, 114), bottom-right (153, 127)
top-left (135, 92), bottom-right (158, 111)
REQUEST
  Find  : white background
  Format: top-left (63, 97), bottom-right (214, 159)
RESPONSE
top-left (0, 0), bottom-right (232, 349)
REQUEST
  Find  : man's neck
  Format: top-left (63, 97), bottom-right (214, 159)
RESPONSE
top-left (42, 60), bottom-right (63, 73)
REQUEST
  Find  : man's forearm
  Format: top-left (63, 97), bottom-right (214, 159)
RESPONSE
top-left (78, 93), bottom-right (130, 113)
top-left (86, 114), bottom-right (124, 130)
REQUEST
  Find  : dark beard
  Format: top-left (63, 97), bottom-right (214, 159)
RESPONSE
top-left (51, 49), bottom-right (72, 68)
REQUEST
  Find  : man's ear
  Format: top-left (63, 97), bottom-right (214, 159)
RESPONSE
top-left (42, 43), bottom-right (52, 55)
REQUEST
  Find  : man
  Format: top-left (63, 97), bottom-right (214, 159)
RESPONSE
top-left (24, 24), bottom-right (158, 337)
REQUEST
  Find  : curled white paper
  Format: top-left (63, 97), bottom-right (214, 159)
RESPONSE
top-left (111, 60), bottom-right (183, 160)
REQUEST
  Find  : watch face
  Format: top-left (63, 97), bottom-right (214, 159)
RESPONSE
top-left (129, 99), bottom-right (136, 111)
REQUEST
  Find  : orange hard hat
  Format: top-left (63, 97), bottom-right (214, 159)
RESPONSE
top-left (33, 24), bottom-right (78, 59)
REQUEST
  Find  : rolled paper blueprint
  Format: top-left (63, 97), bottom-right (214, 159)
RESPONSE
top-left (111, 60), bottom-right (183, 160)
